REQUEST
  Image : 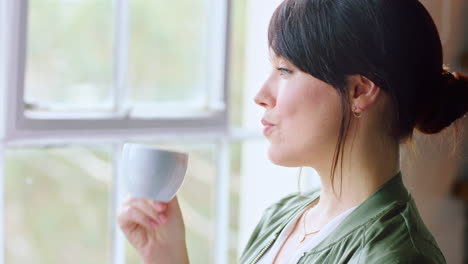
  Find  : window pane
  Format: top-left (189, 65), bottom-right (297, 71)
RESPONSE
top-left (229, 0), bottom-right (248, 128)
top-left (229, 142), bottom-right (241, 263)
top-left (125, 142), bottom-right (216, 264)
top-left (25, 0), bottom-right (113, 110)
top-left (128, 0), bottom-right (210, 106)
top-left (5, 147), bottom-right (111, 263)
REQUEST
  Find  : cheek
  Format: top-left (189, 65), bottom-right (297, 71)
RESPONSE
top-left (279, 85), bottom-right (340, 132)
top-left (269, 85), bottom-right (342, 166)
top-left (298, 88), bottom-right (342, 143)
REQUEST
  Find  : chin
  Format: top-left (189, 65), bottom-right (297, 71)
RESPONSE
top-left (267, 146), bottom-right (304, 167)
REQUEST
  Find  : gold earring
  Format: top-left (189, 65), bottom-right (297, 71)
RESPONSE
top-left (352, 105), bottom-right (362, 118)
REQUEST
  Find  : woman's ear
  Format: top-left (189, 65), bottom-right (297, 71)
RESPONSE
top-left (348, 75), bottom-right (380, 113)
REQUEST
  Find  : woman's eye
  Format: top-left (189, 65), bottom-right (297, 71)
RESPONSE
top-left (277, 67), bottom-right (293, 76)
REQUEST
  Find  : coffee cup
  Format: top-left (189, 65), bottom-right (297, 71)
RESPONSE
top-left (121, 143), bottom-right (189, 202)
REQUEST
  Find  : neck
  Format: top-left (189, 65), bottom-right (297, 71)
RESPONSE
top-left (310, 126), bottom-right (400, 218)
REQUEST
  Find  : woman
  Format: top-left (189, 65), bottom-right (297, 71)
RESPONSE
top-left (118, 0), bottom-right (468, 263)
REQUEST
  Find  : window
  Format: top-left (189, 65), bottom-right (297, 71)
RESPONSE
top-left (3, 0), bottom-right (228, 137)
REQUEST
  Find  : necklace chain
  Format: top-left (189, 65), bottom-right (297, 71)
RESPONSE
top-left (300, 203), bottom-right (320, 243)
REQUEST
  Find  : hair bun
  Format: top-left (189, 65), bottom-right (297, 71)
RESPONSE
top-left (416, 71), bottom-right (468, 134)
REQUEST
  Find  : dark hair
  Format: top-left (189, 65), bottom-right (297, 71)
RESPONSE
top-left (268, 0), bottom-right (468, 189)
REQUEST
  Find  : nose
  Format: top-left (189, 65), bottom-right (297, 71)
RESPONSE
top-left (254, 78), bottom-right (275, 108)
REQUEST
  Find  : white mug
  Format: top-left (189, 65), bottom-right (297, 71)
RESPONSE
top-left (121, 143), bottom-right (189, 202)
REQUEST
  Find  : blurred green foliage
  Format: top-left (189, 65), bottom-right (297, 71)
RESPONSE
top-left (5, 148), bottom-right (111, 264)
top-left (26, 0), bottom-right (113, 106)
top-left (128, 0), bottom-right (209, 103)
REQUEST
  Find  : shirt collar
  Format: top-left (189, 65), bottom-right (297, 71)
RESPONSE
top-left (308, 171), bottom-right (409, 251)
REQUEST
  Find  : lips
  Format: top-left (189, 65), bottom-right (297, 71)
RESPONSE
top-left (261, 118), bottom-right (276, 136)
top-left (261, 118), bottom-right (275, 126)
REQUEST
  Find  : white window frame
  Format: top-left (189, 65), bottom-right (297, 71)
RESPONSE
top-left (1, 0), bottom-right (230, 143)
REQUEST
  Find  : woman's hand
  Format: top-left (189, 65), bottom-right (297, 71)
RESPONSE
top-left (117, 196), bottom-right (189, 264)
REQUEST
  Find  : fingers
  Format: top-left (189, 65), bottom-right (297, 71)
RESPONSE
top-left (121, 197), bottom-right (169, 225)
top-left (158, 213), bottom-right (168, 225)
top-left (118, 204), bottom-right (157, 230)
top-left (123, 198), bottom-right (168, 213)
top-left (152, 200), bottom-right (168, 213)
top-left (130, 199), bottom-right (160, 223)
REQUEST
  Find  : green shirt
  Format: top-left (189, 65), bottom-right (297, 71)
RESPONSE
top-left (239, 172), bottom-right (446, 263)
